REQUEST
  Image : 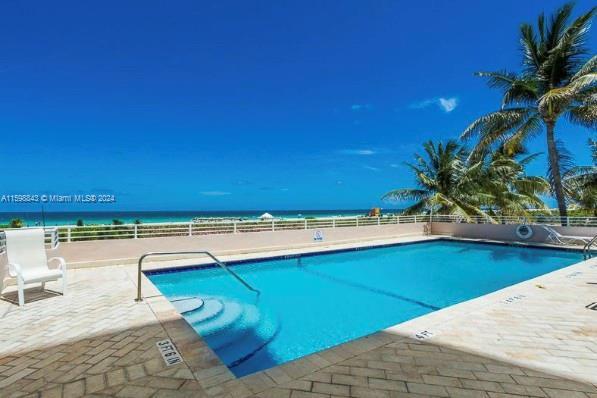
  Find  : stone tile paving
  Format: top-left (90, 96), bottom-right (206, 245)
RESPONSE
top-left (0, 237), bottom-right (596, 397)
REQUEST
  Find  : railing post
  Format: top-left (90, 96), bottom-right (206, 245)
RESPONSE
top-left (396, 215), bottom-right (399, 224)
top-left (188, 223), bottom-right (192, 237)
top-left (67, 227), bottom-right (71, 243)
top-left (377, 216), bottom-right (380, 226)
top-left (333, 218), bottom-right (336, 228)
top-left (233, 221), bottom-right (237, 233)
top-left (134, 224), bottom-right (138, 239)
top-left (272, 220), bottom-right (275, 232)
top-left (304, 219), bottom-right (308, 229)
top-left (414, 215), bottom-right (417, 223)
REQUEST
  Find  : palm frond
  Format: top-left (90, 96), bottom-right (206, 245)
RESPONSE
top-left (461, 108), bottom-right (533, 141)
top-left (541, 5), bottom-right (596, 85)
top-left (399, 199), bottom-right (430, 216)
top-left (571, 55), bottom-right (597, 81)
top-left (567, 104), bottom-right (597, 129)
top-left (502, 115), bottom-right (543, 154)
top-left (517, 152), bottom-right (543, 166)
top-left (546, 2), bottom-right (574, 49)
top-left (381, 188), bottom-right (429, 202)
top-left (520, 24), bottom-right (542, 73)
top-left (539, 72), bottom-right (597, 115)
top-left (475, 71), bottom-right (538, 107)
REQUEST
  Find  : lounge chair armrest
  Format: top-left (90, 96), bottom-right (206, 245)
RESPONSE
top-left (7, 262), bottom-right (23, 278)
top-left (48, 257), bottom-right (67, 271)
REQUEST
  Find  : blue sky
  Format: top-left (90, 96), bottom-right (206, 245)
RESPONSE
top-left (1, 0), bottom-right (595, 211)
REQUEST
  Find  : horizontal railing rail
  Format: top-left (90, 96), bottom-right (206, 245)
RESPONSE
top-left (0, 215), bottom-right (595, 245)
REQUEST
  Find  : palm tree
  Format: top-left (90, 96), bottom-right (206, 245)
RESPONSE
top-left (479, 148), bottom-right (550, 217)
top-left (563, 139), bottom-right (597, 214)
top-left (461, 3), bottom-right (596, 223)
top-left (382, 140), bottom-right (488, 219)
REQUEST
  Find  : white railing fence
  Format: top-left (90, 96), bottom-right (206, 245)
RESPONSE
top-left (0, 215), bottom-right (595, 246)
top-left (429, 214), bottom-right (597, 226)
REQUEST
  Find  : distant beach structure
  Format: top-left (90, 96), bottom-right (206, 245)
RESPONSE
top-left (259, 212), bottom-right (274, 220)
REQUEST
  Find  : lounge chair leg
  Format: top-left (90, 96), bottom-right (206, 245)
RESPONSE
top-left (17, 278), bottom-right (25, 307)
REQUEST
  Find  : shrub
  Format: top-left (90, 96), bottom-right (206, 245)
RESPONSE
top-left (9, 218), bottom-right (23, 228)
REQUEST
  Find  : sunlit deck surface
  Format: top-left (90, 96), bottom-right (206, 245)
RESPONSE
top-left (1, 235), bottom-right (596, 398)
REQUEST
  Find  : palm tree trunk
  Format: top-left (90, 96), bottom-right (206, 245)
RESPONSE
top-left (545, 120), bottom-right (568, 225)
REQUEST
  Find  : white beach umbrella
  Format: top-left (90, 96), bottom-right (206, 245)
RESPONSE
top-left (259, 212), bottom-right (274, 220)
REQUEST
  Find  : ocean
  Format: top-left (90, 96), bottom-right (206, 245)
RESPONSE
top-left (0, 210), bottom-right (380, 226)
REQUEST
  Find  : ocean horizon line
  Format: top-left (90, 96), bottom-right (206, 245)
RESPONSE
top-left (0, 208), bottom-right (402, 227)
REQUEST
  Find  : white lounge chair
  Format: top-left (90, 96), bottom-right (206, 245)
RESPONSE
top-left (4, 228), bottom-right (66, 306)
top-left (539, 225), bottom-right (592, 246)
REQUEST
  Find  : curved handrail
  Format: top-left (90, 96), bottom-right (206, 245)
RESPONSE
top-left (135, 251), bottom-right (259, 301)
top-left (583, 234), bottom-right (597, 259)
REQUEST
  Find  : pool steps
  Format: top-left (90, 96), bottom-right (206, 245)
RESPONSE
top-left (184, 298), bottom-right (224, 324)
top-left (170, 297), bottom-right (205, 314)
top-left (175, 296), bottom-right (279, 369)
top-left (207, 304), bottom-right (261, 349)
top-left (195, 301), bottom-right (244, 336)
top-left (220, 313), bottom-right (280, 369)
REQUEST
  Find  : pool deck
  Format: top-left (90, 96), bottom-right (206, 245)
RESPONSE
top-left (1, 235), bottom-right (596, 397)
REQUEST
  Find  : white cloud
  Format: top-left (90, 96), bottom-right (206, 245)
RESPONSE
top-left (351, 104), bottom-right (372, 111)
top-left (339, 149), bottom-right (376, 155)
top-left (409, 99), bottom-right (435, 109)
top-left (410, 97), bottom-right (458, 113)
top-left (200, 191), bottom-right (231, 196)
top-left (389, 163), bottom-right (400, 168)
top-left (438, 97), bottom-right (458, 112)
top-left (363, 165), bottom-right (380, 172)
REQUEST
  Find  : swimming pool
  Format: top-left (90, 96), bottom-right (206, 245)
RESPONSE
top-left (147, 239), bottom-right (582, 377)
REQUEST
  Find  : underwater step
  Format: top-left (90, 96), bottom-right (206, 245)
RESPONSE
top-left (184, 298), bottom-right (225, 324)
top-left (192, 300), bottom-right (244, 336)
top-left (170, 296), bottom-right (204, 314)
top-left (206, 303), bottom-right (262, 349)
top-left (217, 309), bottom-right (280, 367)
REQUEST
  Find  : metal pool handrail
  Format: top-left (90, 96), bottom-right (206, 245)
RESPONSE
top-left (583, 234), bottom-right (597, 259)
top-left (135, 250), bottom-right (260, 302)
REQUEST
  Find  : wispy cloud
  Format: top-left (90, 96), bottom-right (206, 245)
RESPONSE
top-left (200, 191), bottom-right (231, 196)
top-left (389, 163), bottom-right (400, 168)
top-left (409, 99), bottom-right (435, 109)
top-left (363, 165), bottom-right (380, 172)
top-left (410, 97), bottom-right (458, 113)
top-left (338, 149), bottom-right (376, 156)
top-left (438, 97), bottom-right (458, 112)
top-left (351, 104), bottom-right (372, 111)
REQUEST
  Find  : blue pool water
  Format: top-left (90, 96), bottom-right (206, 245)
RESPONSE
top-left (147, 240), bottom-right (581, 377)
